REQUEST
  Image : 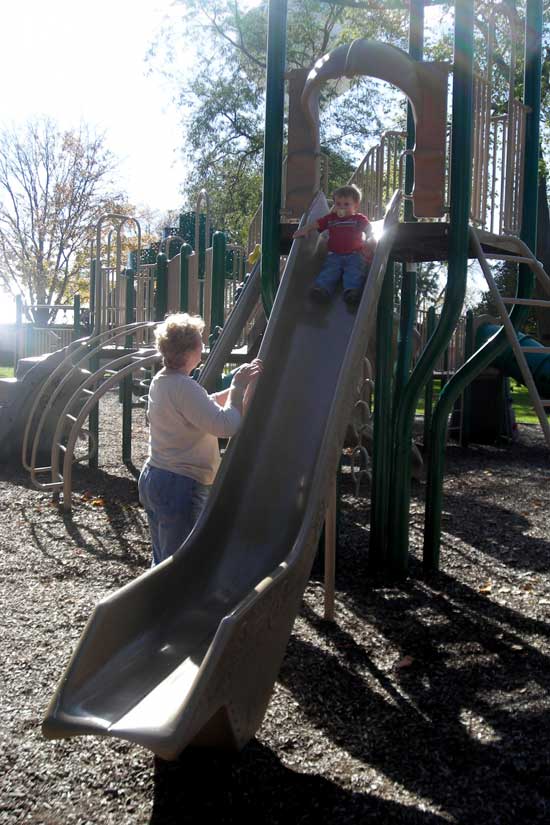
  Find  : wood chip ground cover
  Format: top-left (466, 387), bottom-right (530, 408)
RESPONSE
top-left (1, 393), bottom-right (549, 823)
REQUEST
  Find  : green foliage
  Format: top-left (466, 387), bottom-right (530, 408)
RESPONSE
top-left (393, 261), bottom-right (442, 311)
top-left (474, 261), bottom-right (539, 335)
top-left (151, 0), bottom-right (411, 241)
top-left (321, 144), bottom-right (356, 195)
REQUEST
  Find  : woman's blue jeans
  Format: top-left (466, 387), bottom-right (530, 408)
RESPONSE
top-left (138, 463), bottom-right (211, 566)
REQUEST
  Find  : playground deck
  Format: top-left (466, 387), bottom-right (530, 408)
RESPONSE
top-left (1, 391), bottom-right (549, 823)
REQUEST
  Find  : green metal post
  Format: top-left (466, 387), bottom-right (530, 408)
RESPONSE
top-left (422, 0), bottom-right (543, 573)
top-left (461, 309), bottom-right (474, 447)
top-left (422, 305), bottom-right (436, 453)
top-left (14, 294), bottom-right (22, 370)
top-left (368, 262), bottom-right (394, 574)
top-left (90, 259), bottom-right (96, 331)
top-left (179, 243), bottom-right (192, 312)
top-left (122, 268), bottom-right (135, 464)
top-left (399, 0), bottom-right (422, 392)
top-left (211, 232), bottom-right (226, 332)
top-left (404, 0), bottom-right (424, 221)
top-left (389, 0), bottom-right (474, 578)
top-left (442, 344), bottom-right (449, 388)
top-left (260, 0), bottom-right (287, 316)
top-left (73, 294), bottom-right (81, 340)
top-left (88, 356), bottom-right (99, 470)
top-left (394, 264), bottom-right (417, 407)
top-left (521, 0), bottom-right (542, 259)
top-left (155, 253), bottom-right (168, 321)
top-left (88, 260), bottom-right (99, 468)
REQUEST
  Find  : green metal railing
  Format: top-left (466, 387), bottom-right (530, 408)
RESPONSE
top-left (260, 0), bottom-right (287, 316)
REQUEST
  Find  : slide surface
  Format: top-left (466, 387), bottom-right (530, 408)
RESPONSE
top-left (42, 192), bottom-right (400, 760)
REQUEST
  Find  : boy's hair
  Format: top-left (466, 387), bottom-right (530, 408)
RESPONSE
top-left (332, 184), bottom-right (362, 203)
top-left (154, 313), bottom-right (205, 369)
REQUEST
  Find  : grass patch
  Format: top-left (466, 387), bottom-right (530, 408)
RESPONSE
top-left (416, 378), bottom-right (538, 426)
top-left (0, 366), bottom-right (13, 378)
top-left (510, 381), bottom-right (539, 425)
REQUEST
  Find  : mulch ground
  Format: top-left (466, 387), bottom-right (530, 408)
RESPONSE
top-left (1, 392), bottom-right (549, 824)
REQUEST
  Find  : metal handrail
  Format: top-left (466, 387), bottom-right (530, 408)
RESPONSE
top-left (58, 352), bottom-right (162, 510)
top-left (93, 215), bottom-right (142, 337)
top-left (47, 346), bottom-right (158, 494)
top-left (23, 321), bottom-right (157, 478)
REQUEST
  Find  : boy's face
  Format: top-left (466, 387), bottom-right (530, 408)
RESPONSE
top-left (334, 195), bottom-right (359, 218)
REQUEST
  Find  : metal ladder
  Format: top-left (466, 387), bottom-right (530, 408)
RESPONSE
top-left (51, 347), bottom-right (160, 511)
top-left (470, 228), bottom-right (550, 447)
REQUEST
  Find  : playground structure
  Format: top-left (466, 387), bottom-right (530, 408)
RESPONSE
top-left (0, 196), bottom-right (259, 497)
top-left (1, 0), bottom-right (541, 759)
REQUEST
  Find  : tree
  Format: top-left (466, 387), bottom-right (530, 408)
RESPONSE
top-left (150, 0), bottom-right (408, 243)
top-left (0, 118), bottom-right (126, 323)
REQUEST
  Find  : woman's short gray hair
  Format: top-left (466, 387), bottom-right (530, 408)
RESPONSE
top-left (154, 313), bottom-right (205, 369)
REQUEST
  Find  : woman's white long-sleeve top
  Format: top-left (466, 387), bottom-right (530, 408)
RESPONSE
top-left (145, 368), bottom-right (243, 485)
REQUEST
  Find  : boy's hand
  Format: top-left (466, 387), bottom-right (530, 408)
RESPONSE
top-left (293, 220), bottom-right (319, 239)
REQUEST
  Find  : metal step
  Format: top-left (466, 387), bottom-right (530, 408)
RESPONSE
top-left (472, 227), bottom-right (550, 449)
top-left (501, 297), bottom-right (550, 307)
top-left (482, 252), bottom-right (534, 264)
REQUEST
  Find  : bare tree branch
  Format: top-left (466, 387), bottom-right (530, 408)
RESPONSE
top-left (0, 118), bottom-right (124, 320)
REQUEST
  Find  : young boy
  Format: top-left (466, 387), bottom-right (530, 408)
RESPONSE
top-left (293, 184), bottom-right (374, 307)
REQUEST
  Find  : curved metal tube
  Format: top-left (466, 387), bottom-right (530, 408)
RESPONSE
top-left (60, 353), bottom-right (161, 510)
top-left (25, 322), bottom-right (156, 485)
top-left (301, 39), bottom-right (449, 217)
top-left (93, 215), bottom-right (142, 337)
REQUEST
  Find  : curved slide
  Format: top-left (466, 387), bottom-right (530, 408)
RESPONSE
top-left (477, 322), bottom-right (550, 397)
top-left (42, 192), bottom-right (401, 760)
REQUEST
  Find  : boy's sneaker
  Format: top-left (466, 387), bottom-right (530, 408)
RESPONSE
top-left (343, 288), bottom-right (362, 307)
top-left (310, 286), bottom-right (330, 303)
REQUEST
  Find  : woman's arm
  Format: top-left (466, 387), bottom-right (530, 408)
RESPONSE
top-left (181, 381), bottom-right (244, 438)
top-left (210, 388), bottom-right (230, 405)
top-left (184, 360), bottom-right (263, 438)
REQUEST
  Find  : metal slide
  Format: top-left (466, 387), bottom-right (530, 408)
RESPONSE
top-left (43, 191), bottom-right (401, 760)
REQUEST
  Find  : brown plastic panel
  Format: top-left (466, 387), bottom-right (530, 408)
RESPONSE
top-left (302, 39), bottom-right (449, 218)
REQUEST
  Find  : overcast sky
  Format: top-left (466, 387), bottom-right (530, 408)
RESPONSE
top-left (1, 0), bottom-right (188, 213)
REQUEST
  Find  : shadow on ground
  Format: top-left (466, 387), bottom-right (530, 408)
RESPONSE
top-left (150, 740), bottom-right (447, 825)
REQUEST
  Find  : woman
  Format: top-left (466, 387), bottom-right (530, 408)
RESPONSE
top-left (138, 312), bottom-right (262, 566)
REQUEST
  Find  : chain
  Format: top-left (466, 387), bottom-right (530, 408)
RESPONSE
top-left (350, 357), bottom-right (374, 497)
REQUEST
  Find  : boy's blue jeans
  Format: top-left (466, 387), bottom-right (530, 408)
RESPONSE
top-left (314, 251), bottom-right (367, 294)
top-left (138, 463), bottom-right (211, 566)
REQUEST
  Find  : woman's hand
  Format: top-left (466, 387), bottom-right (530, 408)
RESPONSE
top-left (232, 358), bottom-right (263, 389)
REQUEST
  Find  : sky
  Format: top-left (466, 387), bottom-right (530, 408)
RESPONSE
top-left (0, 0), bottom-right (195, 322)
top-left (1, 0), bottom-right (187, 214)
